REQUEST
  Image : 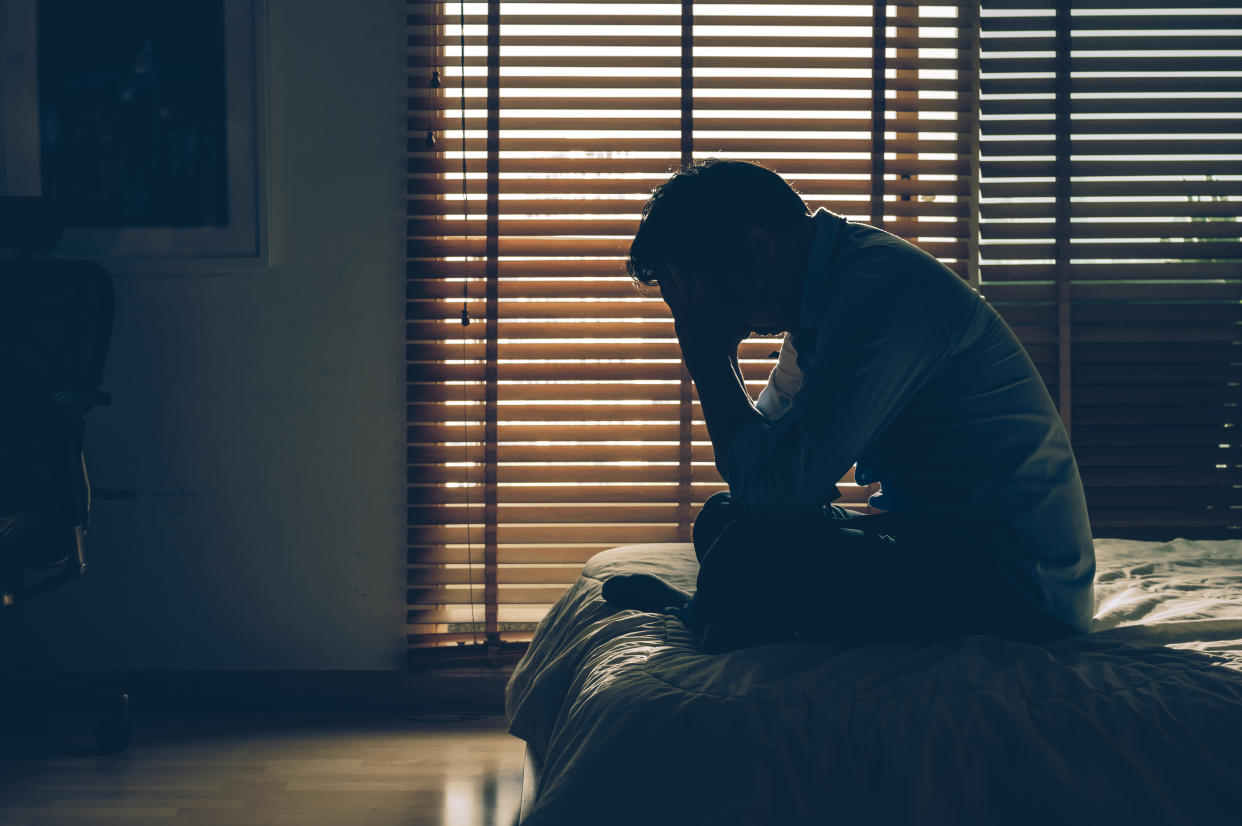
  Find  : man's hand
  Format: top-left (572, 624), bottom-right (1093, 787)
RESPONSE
top-left (658, 266), bottom-right (751, 356)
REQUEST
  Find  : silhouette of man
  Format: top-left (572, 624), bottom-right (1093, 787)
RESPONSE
top-left (602, 159), bottom-right (1095, 652)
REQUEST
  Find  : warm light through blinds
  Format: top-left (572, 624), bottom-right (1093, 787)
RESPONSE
top-left (405, 0), bottom-right (1239, 664)
top-left (978, 0), bottom-right (1241, 537)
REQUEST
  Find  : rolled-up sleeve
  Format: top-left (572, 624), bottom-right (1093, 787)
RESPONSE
top-left (726, 276), bottom-right (952, 515)
top-left (755, 333), bottom-right (802, 420)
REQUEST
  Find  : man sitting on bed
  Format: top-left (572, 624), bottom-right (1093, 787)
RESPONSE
top-left (602, 159), bottom-right (1095, 653)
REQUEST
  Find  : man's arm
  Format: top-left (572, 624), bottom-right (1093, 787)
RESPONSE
top-left (656, 266), bottom-right (762, 479)
top-left (726, 275), bottom-right (953, 515)
top-left (680, 338), bottom-right (763, 482)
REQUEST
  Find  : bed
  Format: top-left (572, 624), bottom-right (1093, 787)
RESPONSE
top-left (505, 537), bottom-right (1242, 825)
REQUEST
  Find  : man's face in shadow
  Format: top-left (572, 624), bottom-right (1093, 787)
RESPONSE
top-left (660, 228), bottom-right (800, 337)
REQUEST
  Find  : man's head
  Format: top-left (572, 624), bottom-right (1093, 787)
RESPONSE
top-left (626, 159), bottom-right (813, 334)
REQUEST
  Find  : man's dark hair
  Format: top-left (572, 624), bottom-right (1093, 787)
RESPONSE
top-left (626, 159), bottom-right (809, 289)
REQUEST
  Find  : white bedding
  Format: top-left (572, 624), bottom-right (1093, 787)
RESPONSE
top-left (505, 538), bottom-right (1242, 825)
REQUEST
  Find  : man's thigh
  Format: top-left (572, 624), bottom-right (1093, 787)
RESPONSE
top-left (693, 511), bottom-right (900, 637)
top-left (692, 490), bottom-right (860, 563)
top-left (691, 508), bottom-right (1070, 650)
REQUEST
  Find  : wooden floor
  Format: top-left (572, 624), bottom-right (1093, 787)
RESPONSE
top-left (0, 713), bottom-right (525, 825)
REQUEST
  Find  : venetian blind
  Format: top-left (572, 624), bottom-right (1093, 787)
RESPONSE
top-left (405, 0), bottom-right (981, 662)
top-left (978, 1), bottom-right (1241, 540)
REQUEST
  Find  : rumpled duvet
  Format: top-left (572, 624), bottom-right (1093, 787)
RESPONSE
top-left (505, 538), bottom-right (1242, 825)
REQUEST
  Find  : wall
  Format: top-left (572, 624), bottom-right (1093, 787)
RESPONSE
top-left (2, 0), bottom-right (411, 670)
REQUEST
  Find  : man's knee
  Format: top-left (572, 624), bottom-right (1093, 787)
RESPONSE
top-left (692, 490), bottom-right (743, 562)
top-left (693, 513), bottom-right (813, 611)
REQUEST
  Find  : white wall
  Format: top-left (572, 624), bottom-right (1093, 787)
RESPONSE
top-left (2, 0), bottom-right (410, 669)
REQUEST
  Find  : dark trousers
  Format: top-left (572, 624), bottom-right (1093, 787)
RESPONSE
top-left (688, 491), bottom-right (1076, 652)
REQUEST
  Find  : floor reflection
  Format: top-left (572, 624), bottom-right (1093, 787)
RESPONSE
top-left (0, 712), bottom-right (526, 826)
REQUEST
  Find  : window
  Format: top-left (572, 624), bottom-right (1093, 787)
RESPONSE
top-left (978, 1), bottom-right (1241, 538)
top-left (405, 0), bottom-right (1239, 664)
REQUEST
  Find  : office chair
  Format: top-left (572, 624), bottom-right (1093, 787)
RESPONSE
top-left (0, 196), bottom-right (129, 753)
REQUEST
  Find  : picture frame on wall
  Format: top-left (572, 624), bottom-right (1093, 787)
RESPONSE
top-left (0, 0), bottom-right (269, 264)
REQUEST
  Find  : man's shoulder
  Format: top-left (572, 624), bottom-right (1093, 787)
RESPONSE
top-left (827, 221), bottom-right (983, 326)
top-left (839, 221), bottom-right (964, 285)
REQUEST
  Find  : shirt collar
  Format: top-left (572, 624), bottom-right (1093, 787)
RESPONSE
top-left (798, 207), bottom-right (841, 329)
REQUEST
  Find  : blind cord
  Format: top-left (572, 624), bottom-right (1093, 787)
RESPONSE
top-left (454, 0), bottom-right (486, 681)
top-left (426, 9), bottom-right (438, 145)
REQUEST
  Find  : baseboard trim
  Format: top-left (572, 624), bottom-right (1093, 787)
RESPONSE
top-left (35, 669), bottom-right (513, 714)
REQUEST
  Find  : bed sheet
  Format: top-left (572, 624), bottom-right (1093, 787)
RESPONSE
top-left (505, 538), bottom-right (1242, 826)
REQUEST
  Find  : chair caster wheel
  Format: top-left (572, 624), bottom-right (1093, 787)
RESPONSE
top-left (93, 717), bottom-right (131, 753)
